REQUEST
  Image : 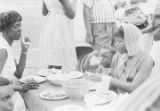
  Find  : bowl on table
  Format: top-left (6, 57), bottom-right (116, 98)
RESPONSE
top-left (68, 71), bottom-right (84, 79)
top-left (62, 79), bottom-right (89, 100)
top-left (46, 74), bottom-right (72, 86)
top-left (37, 68), bottom-right (62, 77)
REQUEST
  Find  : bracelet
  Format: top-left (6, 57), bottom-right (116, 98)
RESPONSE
top-left (21, 52), bottom-right (27, 55)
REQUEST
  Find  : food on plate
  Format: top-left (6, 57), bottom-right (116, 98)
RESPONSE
top-left (40, 90), bottom-right (68, 100)
top-left (84, 91), bottom-right (117, 105)
top-left (20, 76), bottom-right (46, 84)
top-left (38, 68), bottom-right (61, 77)
top-left (42, 92), bottom-right (66, 98)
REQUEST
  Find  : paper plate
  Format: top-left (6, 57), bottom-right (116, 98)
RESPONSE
top-left (20, 76), bottom-right (46, 84)
top-left (37, 69), bottom-right (61, 77)
top-left (46, 74), bottom-right (71, 85)
top-left (69, 71), bottom-right (84, 79)
top-left (54, 105), bottom-right (87, 111)
top-left (40, 90), bottom-right (68, 100)
top-left (84, 91), bottom-right (117, 105)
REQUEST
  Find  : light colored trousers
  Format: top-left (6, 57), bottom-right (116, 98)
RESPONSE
top-left (91, 22), bottom-right (115, 50)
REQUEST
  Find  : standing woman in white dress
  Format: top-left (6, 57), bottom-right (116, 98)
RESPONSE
top-left (40, 0), bottom-right (77, 72)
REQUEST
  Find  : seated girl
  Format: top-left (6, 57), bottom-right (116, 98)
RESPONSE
top-left (110, 23), bottom-right (154, 93)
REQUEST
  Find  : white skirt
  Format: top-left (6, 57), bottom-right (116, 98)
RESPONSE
top-left (39, 12), bottom-right (77, 72)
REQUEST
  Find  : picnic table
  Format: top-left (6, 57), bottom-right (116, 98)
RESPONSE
top-left (23, 82), bottom-right (85, 111)
top-left (22, 74), bottom-right (128, 111)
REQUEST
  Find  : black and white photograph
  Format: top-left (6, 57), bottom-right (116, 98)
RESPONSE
top-left (0, 0), bottom-right (159, 111)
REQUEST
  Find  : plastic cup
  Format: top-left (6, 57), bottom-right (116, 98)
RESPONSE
top-left (96, 75), bottom-right (111, 92)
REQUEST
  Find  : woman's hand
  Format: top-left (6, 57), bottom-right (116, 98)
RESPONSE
top-left (21, 36), bottom-right (31, 52)
top-left (21, 83), bottom-right (39, 92)
top-left (12, 83), bottom-right (39, 92)
top-left (59, 0), bottom-right (76, 19)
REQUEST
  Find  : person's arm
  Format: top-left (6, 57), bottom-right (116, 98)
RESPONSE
top-left (142, 16), bottom-right (155, 34)
top-left (59, 0), bottom-right (76, 19)
top-left (14, 50), bottom-right (27, 79)
top-left (0, 76), bottom-right (10, 85)
top-left (110, 56), bottom-right (153, 92)
top-left (83, 5), bottom-right (93, 44)
top-left (12, 83), bottom-right (39, 92)
top-left (109, 53), bottom-right (118, 90)
top-left (14, 37), bottom-right (30, 79)
top-left (42, 0), bottom-right (49, 16)
top-left (0, 49), bottom-right (8, 74)
top-left (141, 24), bottom-right (154, 34)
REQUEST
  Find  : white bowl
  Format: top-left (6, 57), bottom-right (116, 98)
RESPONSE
top-left (62, 79), bottom-right (89, 100)
top-left (38, 68), bottom-right (61, 77)
top-left (69, 71), bottom-right (84, 79)
top-left (46, 74), bottom-right (71, 85)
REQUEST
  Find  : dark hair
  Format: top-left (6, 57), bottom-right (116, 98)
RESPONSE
top-left (0, 11), bottom-right (22, 32)
top-left (114, 26), bottom-right (124, 39)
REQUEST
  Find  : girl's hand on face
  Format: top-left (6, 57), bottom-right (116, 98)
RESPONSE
top-left (21, 36), bottom-right (31, 52)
